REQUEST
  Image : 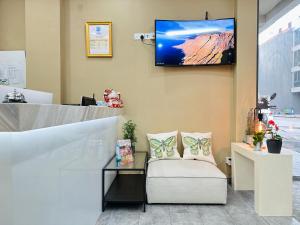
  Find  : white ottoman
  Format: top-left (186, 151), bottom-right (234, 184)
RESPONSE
top-left (146, 160), bottom-right (227, 204)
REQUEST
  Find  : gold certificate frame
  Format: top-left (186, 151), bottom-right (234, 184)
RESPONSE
top-left (85, 22), bottom-right (112, 57)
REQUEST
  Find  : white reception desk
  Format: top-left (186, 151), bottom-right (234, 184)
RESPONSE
top-left (0, 104), bottom-right (122, 225)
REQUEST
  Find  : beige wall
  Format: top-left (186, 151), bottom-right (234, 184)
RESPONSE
top-left (61, 0), bottom-right (237, 173)
top-left (25, 0), bottom-right (62, 103)
top-left (0, 0), bottom-right (62, 103)
top-left (0, 0), bottom-right (25, 50)
top-left (0, 0), bottom-right (257, 175)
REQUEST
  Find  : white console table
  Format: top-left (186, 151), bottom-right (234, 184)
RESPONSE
top-left (231, 143), bottom-right (293, 216)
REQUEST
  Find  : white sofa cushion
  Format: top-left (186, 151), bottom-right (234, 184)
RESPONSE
top-left (147, 131), bottom-right (181, 160)
top-left (181, 132), bottom-right (216, 165)
top-left (147, 159), bottom-right (225, 178)
top-left (147, 160), bottom-right (227, 204)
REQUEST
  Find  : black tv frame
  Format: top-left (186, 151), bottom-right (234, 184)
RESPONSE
top-left (154, 18), bottom-right (237, 67)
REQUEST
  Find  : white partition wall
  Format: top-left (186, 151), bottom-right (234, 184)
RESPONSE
top-left (0, 116), bottom-right (118, 225)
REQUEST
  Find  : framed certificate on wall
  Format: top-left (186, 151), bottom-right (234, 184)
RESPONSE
top-left (85, 22), bottom-right (112, 57)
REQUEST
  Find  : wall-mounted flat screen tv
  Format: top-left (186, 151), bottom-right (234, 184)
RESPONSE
top-left (155, 18), bottom-right (235, 66)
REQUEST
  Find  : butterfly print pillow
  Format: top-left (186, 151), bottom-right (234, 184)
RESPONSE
top-left (147, 131), bottom-right (181, 160)
top-left (181, 132), bottom-right (216, 165)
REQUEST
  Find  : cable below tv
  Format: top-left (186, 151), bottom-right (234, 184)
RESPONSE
top-left (205, 11), bottom-right (208, 20)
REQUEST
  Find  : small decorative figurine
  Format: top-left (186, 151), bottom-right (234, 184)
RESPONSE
top-left (2, 89), bottom-right (27, 103)
top-left (103, 88), bottom-right (123, 108)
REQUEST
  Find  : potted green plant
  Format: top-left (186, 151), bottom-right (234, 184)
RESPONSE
top-left (253, 131), bottom-right (265, 151)
top-left (122, 120), bottom-right (137, 152)
top-left (266, 120), bottom-right (282, 154)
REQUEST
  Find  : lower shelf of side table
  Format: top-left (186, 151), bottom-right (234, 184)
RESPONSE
top-left (104, 174), bottom-right (145, 204)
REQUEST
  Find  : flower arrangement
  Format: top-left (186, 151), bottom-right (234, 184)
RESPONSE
top-left (266, 119), bottom-right (282, 154)
top-left (267, 120), bottom-right (282, 140)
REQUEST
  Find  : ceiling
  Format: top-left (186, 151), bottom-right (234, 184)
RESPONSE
top-left (259, 0), bottom-right (283, 15)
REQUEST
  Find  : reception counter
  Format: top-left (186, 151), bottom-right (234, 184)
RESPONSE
top-left (0, 103), bottom-right (122, 131)
top-left (0, 104), bottom-right (122, 225)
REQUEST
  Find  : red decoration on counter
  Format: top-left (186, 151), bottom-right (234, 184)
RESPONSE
top-left (103, 88), bottom-right (123, 108)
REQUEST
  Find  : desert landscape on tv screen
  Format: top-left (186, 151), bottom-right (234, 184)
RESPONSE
top-left (156, 19), bottom-right (235, 66)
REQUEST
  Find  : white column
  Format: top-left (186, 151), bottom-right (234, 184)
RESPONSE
top-left (25, 0), bottom-right (62, 103)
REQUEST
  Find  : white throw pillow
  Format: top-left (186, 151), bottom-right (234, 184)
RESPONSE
top-left (147, 131), bottom-right (181, 160)
top-left (181, 132), bottom-right (216, 165)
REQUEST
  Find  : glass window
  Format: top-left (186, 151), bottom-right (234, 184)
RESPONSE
top-left (295, 28), bottom-right (300, 46)
top-left (258, 1), bottom-right (300, 177)
top-left (294, 71), bottom-right (300, 87)
top-left (294, 50), bottom-right (300, 66)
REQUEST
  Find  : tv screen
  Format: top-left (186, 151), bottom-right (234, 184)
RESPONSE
top-left (155, 18), bottom-right (235, 66)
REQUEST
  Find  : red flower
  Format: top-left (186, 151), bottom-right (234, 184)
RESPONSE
top-left (268, 120), bottom-right (275, 126)
top-left (275, 125), bottom-right (279, 131)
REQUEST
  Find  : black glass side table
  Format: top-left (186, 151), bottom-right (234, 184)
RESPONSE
top-left (102, 152), bottom-right (147, 212)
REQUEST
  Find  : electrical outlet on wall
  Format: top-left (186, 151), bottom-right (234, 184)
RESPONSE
top-left (144, 32), bottom-right (155, 40)
top-left (225, 157), bottom-right (232, 166)
top-left (134, 32), bottom-right (155, 40)
top-left (134, 33), bottom-right (145, 40)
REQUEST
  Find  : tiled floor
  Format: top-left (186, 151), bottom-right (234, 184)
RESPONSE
top-left (96, 181), bottom-right (300, 225)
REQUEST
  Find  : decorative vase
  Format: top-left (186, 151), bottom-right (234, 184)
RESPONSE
top-left (244, 135), bottom-right (253, 145)
top-left (254, 142), bottom-right (262, 151)
top-left (267, 139), bottom-right (282, 154)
